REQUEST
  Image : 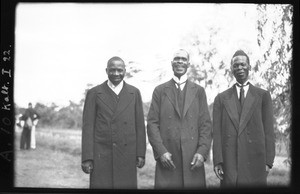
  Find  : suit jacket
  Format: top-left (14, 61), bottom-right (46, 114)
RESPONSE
top-left (147, 79), bottom-right (212, 189)
top-left (81, 81), bottom-right (146, 189)
top-left (21, 108), bottom-right (39, 128)
top-left (213, 83), bottom-right (275, 187)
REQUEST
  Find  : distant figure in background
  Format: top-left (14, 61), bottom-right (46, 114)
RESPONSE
top-left (212, 50), bottom-right (275, 187)
top-left (20, 103), bottom-right (40, 150)
top-left (81, 56), bottom-right (146, 189)
top-left (147, 49), bottom-right (212, 189)
top-left (30, 112), bottom-right (40, 149)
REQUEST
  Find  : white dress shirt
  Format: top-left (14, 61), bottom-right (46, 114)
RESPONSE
top-left (173, 74), bottom-right (188, 90)
top-left (107, 80), bottom-right (124, 95)
top-left (235, 81), bottom-right (250, 99)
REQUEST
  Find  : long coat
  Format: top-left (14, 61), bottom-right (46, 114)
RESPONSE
top-left (147, 79), bottom-right (212, 189)
top-left (212, 84), bottom-right (275, 187)
top-left (82, 81), bottom-right (146, 189)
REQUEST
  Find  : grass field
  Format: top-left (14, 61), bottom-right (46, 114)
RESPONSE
top-left (14, 127), bottom-right (291, 189)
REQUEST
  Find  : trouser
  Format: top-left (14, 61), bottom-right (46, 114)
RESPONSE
top-left (30, 126), bottom-right (36, 149)
top-left (20, 126), bottom-right (31, 149)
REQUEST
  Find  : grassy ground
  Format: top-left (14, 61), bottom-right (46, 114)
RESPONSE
top-left (14, 127), bottom-right (291, 189)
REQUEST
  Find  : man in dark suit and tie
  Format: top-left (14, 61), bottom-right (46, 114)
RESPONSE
top-left (81, 56), bottom-right (146, 189)
top-left (212, 50), bottom-right (275, 187)
top-left (147, 49), bottom-right (212, 189)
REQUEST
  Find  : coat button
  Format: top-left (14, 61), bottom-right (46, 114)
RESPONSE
top-left (169, 116), bottom-right (172, 119)
top-left (113, 143), bottom-right (116, 146)
top-left (249, 140), bottom-right (252, 143)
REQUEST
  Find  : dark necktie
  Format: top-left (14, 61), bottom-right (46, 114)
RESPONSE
top-left (240, 86), bottom-right (245, 106)
top-left (175, 81), bottom-right (186, 116)
top-left (176, 81), bottom-right (187, 91)
top-left (236, 82), bottom-right (249, 106)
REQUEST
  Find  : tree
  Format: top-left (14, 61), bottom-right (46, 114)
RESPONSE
top-left (125, 61), bottom-right (142, 78)
top-left (34, 102), bottom-right (58, 128)
top-left (255, 4), bottom-right (292, 163)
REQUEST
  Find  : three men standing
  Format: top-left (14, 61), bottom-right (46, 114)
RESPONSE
top-left (81, 49), bottom-right (275, 189)
top-left (212, 50), bottom-right (275, 187)
top-left (147, 49), bottom-right (212, 189)
top-left (81, 56), bottom-right (146, 189)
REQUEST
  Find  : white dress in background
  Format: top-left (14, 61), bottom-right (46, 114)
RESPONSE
top-left (31, 116), bottom-right (39, 149)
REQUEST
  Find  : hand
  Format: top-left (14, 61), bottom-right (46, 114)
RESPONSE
top-left (190, 153), bottom-right (204, 170)
top-left (266, 165), bottom-right (271, 173)
top-left (81, 160), bottom-right (93, 174)
top-left (160, 152), bottom-right (176, 170)
top-left (136, 157), bottom-right (145, 168)
top-left (214, 164), bottom-right (224, 180)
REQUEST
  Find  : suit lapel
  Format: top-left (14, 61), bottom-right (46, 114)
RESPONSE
top-left (238, 84), bottom-right (259, 136)
top-left (223, 86), bottom-right (239, 132)
top-left (182, 81), bottom-right (197, 118)
top-left (112, 82), bottom-right (134, 121)
top-left (164, 80), bottom-right (181, 118)
top-left (96, 83), bottom-right (115, 116)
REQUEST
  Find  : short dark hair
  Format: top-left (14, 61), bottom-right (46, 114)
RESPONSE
top-left (231, 50), bottom-right (250, 65)
top-left (107, 56), bottom-right (125, 67)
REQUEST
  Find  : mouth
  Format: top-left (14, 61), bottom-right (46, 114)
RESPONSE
top-left (236, 71), bottom-right (245, 76)
top-left (111, 76), bottom-right (121, 80)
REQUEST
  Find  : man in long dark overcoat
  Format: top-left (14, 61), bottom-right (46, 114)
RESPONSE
top-left (147, 49), bottom-right (212, 189)
top-left (212, 50), bottom-right (275, 187)
top-left (81, 56), bottom-right (146, 189)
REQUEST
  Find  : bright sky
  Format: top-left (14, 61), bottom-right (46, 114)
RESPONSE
top-left (15, 3), bottom-right (259, 108)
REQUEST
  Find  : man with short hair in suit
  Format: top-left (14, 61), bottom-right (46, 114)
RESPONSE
top-left (212, 50), bottom-right (275, 187)
top-left (81, 56), bottom-right (146, 189)
top-left (147, 49), bottom-right (212, 189)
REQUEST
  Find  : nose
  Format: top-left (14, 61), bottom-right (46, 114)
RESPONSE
top-left (237, 64), bottom-right (243, 69)
top-left (112, 70), bottom-right (120, 75)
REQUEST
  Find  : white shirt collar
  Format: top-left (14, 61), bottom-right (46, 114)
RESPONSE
top-left (235, 81), bottom-right (250, 98)
top-left (173, 74), bottom-right (188, 90)
top-left (173, 74), bottom-right (188, 84)
top-left (107, 80), bottom-right (124, 95)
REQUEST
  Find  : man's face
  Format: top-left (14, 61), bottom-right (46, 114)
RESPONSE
top-left (171, 50), bottom-right (190, 78)
top-left (106, 60), bottom-right (126, 86)
top-left (231, 55), bottom-right (250, 84)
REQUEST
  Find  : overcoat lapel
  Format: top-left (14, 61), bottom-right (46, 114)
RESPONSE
top-left (112, 82), bottom-right (134, 120)
top-left (97, 84), bottom-right (115, 116)
top-left (238, 84), bottom-right (259, 136)
top-left (223, 86), bottom-right (239, 132)
top-left (182, 81), bottom-right (197, 118)
top-left (164, 80), bottom-right (181, 118)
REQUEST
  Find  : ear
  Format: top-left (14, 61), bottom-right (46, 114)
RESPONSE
top-left (171, 61), bottom-right (175, 67)
top-left (186, 62), bottom-right (190, 68)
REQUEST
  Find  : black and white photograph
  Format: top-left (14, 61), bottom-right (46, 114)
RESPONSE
top-left (0, 1), bottom-right (295, 191)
